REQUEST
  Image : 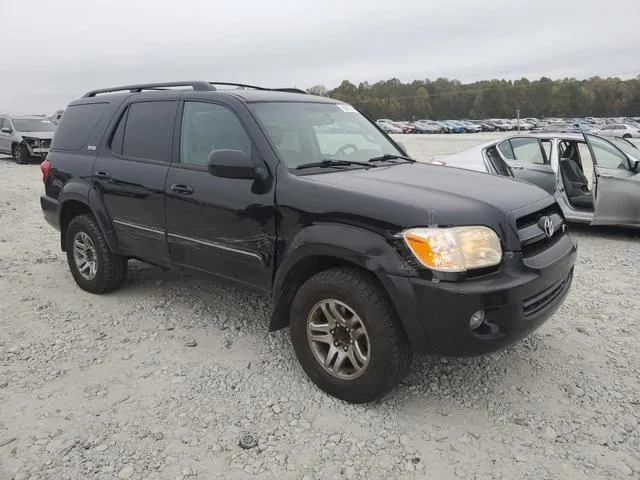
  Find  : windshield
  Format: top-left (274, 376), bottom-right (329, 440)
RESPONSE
top-left (12, 118), bottom-right (56, 132)
top-left (250, 102), bottom-right (403, 169)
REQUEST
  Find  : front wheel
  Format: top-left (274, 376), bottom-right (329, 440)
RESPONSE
top-left (65, 214), bottom-right (128, 294)
top-left (12, 144), bottom-right (29, 164)
top-left (289, 268), bottom-right (412, 403)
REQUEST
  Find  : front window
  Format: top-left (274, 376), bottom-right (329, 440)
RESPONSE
top-left (586, 134), bottom-right (630, 170)
top-left (12, 118), bottom-right (56, 132)
top-left (250, 102), bottom-right (403, 169)
top-left (608, 137), bottom-right (640, 160)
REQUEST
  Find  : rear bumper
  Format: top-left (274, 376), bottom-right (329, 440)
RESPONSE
top-left (384, 234), bottom-right (578, 356)
top-left (40, 194), bottom-right (59, 230)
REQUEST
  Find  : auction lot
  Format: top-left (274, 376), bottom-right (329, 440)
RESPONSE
top-left (1, 133), bottom-right (639, 480)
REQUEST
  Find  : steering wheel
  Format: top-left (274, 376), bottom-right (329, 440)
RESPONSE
top-left (336, 144), bottom-right (358, 157)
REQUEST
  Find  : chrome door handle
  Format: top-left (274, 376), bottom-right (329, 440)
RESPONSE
top-left (170, 184), bottom-right (194, 194)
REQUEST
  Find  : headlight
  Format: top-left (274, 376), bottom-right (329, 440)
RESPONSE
top-left (402, 226), bottom-right (502, 272)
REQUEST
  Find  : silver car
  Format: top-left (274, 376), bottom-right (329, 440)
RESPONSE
top-left (431, 132), bottom-right (640, 227)
top-left (0, 114), bottom-right (56, 164)
top-left (594, 123), bottom-right (640, 139)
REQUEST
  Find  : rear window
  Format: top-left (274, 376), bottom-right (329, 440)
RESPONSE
top-left (51, 103), bottom-right (108, 151)
top-left (118, 101), bottom-right (175, 162)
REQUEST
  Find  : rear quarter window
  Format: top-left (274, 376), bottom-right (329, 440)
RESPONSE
top-left (51, 103), bottom-right (108, 151)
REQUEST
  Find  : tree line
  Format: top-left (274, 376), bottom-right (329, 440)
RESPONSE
top-left (306, 76), bottom-right (640, 120)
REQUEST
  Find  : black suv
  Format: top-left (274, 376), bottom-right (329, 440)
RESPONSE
top-left (40, 81), bottom-right (577, 403)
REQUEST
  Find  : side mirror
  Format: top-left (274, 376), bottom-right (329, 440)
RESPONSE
top-left (208, 149), bottom-right (264, 180)
top-left (632, 160), bottom-right (640, 173)
top-left (1, 127), bottom-right (12, 134)
top-left (395, 141), bottom-right (408, 155)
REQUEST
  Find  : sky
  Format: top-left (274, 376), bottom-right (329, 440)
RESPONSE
top-left (3, 0), bottom-right (639, 113)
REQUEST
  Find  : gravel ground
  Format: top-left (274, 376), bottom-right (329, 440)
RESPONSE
top-left (1, 134), bottom-right (639, 480)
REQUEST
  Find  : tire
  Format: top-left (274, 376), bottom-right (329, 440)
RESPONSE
top-left (12, 144), bottom-right (29, 164)
top-left (65, 214), bottom-right (128, 294)
top-left (289, 267), bottom-right (412, 403)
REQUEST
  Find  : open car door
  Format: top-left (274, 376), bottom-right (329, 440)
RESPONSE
top-left (496, 137), bottom-right (556, 194)
top-left (583, 133), bottom-right (640, 226)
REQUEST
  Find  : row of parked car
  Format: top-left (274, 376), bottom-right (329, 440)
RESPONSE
top-left (376, 116), bottom-right (640, 138)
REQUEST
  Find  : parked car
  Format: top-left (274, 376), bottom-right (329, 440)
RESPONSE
top-left (431, 132), bottom-right (640, 227)
top-left (40, 81), bottom-right (577, 403)
top-left (394, 121), bottom-right (418, 134)
top-left (418, 120), bottom-right (448, 133)
top-left (442, 120), bottom-right (466, 133)
top-left (0, 114), bottom-right (57, 164)
top-left (376, 120), bottom-right (402, 134)
top-left (594, 123), bottom-right (640, 139)
top-left (412, 121), bottom-right (441, 134)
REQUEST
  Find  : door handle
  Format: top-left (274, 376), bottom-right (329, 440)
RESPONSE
top-left (95, 171), bottom-right (111, 180)
top-left (170, 184), bottom-right (194, 194)
top-left (511, 165), bottom-right (524, 170)
top-left (599, 173), bottom-right (613, 178)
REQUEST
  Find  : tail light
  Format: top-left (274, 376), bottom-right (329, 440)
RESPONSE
top-left (41, 159), bottom-right (52, 184)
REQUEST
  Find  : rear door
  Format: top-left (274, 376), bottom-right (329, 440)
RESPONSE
top-left (584, 133), bottom-right (640, 226)
top-left (93, 99), bottom-right (178, 266)
top-left (496, 136), bottom-right (556, 193)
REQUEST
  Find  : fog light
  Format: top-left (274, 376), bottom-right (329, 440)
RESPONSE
top-left (469, 310), bottom-right (486, 330)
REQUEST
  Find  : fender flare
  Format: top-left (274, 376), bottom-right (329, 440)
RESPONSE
top-left (58, 181), bottom-right (120, 253)
top-left (270, 224), bottom-right (429, 351)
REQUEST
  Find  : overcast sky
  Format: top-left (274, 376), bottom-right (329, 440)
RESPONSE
top-left (2, 0), bottom-right (639, 113)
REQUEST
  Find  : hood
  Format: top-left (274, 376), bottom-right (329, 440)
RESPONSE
top-left (17, 131), bottom-right (55, 140)
top-left (288, 162), bottom-right (553, 250)
top-left (308, 162), bottom-right (548, 214)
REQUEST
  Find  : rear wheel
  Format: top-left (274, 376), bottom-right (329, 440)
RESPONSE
top-left (12, 144), bottom-right (29, 164)
top-left (289, 267), bottom-right (412, 403)
top-left (65, 214), bottom-right (128, 294)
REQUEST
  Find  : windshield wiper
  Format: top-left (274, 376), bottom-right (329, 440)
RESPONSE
top-left (368, 153), bottom-right (416, 163)
top-left (295, 159), bottom-right (378, 170)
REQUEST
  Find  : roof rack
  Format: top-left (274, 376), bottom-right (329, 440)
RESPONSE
top-left (81, 81), bottom-right (309, 98)
top-left (208, 82), bottom-right (308, 94)
top-left (82, 81), bottom-right (216, 98)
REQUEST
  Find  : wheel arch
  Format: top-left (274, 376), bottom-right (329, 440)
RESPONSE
top-left (269, 225), bottom-right (428, 352)
top-left (58, 184), bottom-right (120, 253)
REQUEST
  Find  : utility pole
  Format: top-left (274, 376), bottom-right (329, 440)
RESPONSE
top-left (516, 108), bottom-right (521, 133)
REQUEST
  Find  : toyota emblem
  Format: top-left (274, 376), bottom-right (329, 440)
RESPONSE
top-left (542, 217), bottom-right (554, 238)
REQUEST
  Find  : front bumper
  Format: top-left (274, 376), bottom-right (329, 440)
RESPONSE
top-left (27, 146), bottom-right (49, 158)
top-left (384, 233), bottom-right (577, 356)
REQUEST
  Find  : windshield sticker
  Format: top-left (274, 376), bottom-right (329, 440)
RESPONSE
top-left (337, 104), bottom-right (357, 113)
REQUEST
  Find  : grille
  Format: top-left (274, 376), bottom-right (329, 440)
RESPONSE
top-left (516, 203), bottom-right (565, 256)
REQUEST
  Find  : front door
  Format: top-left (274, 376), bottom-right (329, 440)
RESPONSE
top-left (165, 100), bottom-right (276, 292)
top-left (0, 117), bottom-right (11, 154)
top-left (93, 100), bottom-right (178, 266)
top-left (584, 133), bottom-right (640, 226)
top-left (497, 136), bottom-right (556, 194)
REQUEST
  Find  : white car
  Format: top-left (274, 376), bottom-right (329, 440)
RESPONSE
top-left (376, 120), bottom-right (402, 134)
top-left (595, 123), bottom-right (640, 139)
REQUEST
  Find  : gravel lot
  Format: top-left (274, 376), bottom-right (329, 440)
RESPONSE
top-left (1, 134), bottom-right (639, 480)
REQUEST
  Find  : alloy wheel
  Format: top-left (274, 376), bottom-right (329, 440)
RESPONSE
top-left (306, 299), bottom-right (370, 379)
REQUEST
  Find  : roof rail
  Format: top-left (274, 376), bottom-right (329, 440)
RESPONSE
top-left (208, 82), bottom-right (308, 94)
top-left (82, 81), bottom-right (216, 98)
top-left (273, 88), bottom-right (308, 94)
